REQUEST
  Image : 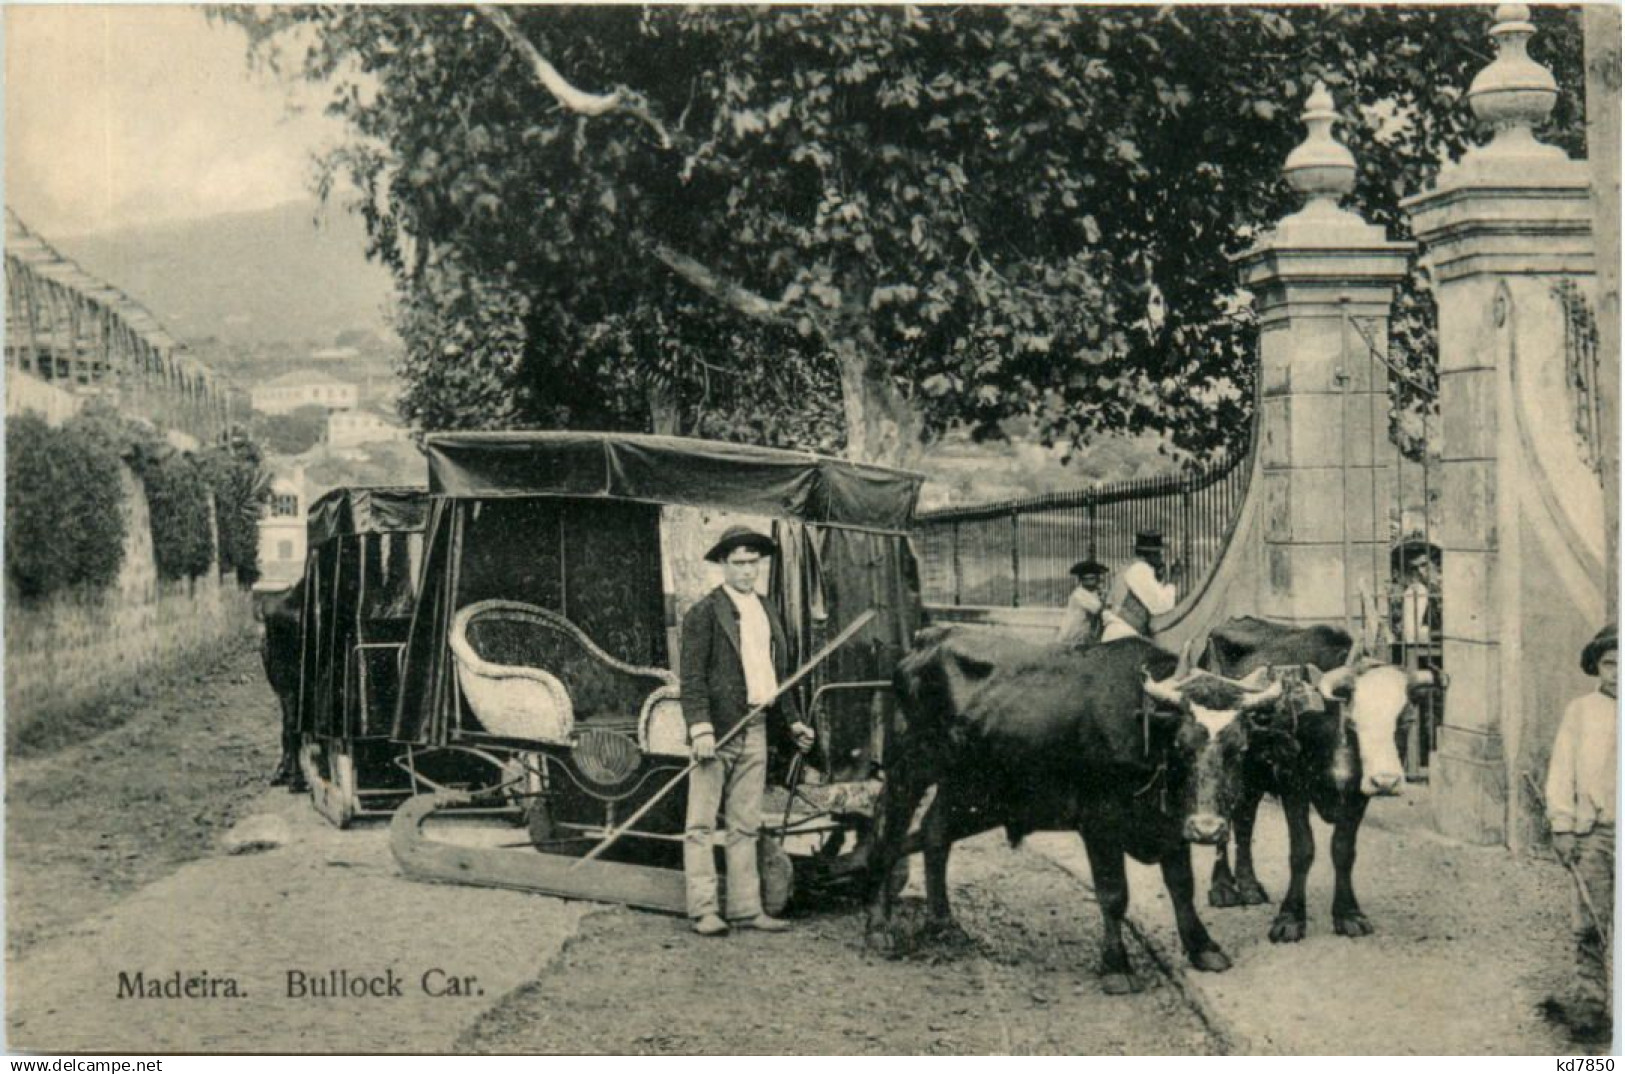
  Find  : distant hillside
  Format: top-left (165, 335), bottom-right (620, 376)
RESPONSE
top-left (49, 200), bottom-right (396, 348)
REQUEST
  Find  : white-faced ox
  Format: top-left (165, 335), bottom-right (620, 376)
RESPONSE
top-left (1199, 616), bottom-right (1443, 942)
top-left (864, 628), bottom-right (1280, 994)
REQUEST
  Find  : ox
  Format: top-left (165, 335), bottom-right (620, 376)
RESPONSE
top-left (257, 581), bottom-right (306, 792)
top-left (864, 627), bottom-right (1279, 994)
top-left (1200, 616), bottom-right (1441, 942)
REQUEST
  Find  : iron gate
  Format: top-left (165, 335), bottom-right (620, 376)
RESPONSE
top-left (1349, 314), bottom-right (1443, 780)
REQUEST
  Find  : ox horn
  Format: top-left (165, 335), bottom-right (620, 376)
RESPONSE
top-left (1236, 677), bottom-right (1284, 711)
top-left (1142, 669), bottom-right (1185, 707)
top-left (1319, 665), bottom-right (1357, 699)
top-left (1175, 638), bottom-right (1194, 679)
top-left (1236, 666), bottom-right (1272, 691)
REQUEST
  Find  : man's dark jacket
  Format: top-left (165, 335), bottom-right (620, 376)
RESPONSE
top-left (679, 586), bottom-right (795, 738)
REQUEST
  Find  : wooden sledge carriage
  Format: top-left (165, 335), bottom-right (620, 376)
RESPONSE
top-left (295, 486), bottom-right (505, 827)
top-left (389, 431), bottom-right (925, 914)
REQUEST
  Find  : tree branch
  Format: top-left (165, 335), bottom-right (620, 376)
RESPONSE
top-left (649, 242), bottom-right (798, 327)
top-left (481, 6), bottom-right (811, 339)
top-left (476, 5), bottom-right (672, 147)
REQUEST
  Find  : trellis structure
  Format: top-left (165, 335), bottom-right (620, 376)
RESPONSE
top-left (4, 210), bottom-right (229, 444)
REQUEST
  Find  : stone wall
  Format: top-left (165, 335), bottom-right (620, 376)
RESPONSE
top-left (4, 461), bottom-right (257, 745)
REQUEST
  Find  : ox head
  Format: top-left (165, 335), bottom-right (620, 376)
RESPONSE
top-left (1142, 641), bottom-right (1284, 846)
top-left (1313, 644), bottom-right (1443, 796)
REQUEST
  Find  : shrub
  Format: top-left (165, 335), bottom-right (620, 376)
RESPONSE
top-left (131, 440), bottom-right (215, 583)
top-left (5, 412), bottom-right (127, 600)
top-left (199, 429), bottom-right (271, 585)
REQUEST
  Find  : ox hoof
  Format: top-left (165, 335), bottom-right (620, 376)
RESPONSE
top-left (1334, 913), bottom-right (1374, 938)
top-left (1208, 878), bottom-right (1242, 908)
top-left (1268, 916), bottom-right (1306, 944)
top-left (923, 917), bottom-right (971, 945)
top-left (1189, 947), bottom-right (1232, 974)
top-left (1236, 879), bottom-right (1271, 906)
top-left (864, 927), bottom-right (900, 958)
top-left (1100, 972), bottom-right (1142, 996)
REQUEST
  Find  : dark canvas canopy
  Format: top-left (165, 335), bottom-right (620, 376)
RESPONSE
top-left (306, 485), bottom-right (431, 548)
top-left (424, 431), bottom-right (923, 535)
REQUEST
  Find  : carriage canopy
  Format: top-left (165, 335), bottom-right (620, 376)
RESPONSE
top-left (306, 485), bottom-right (432, 548)
top-left (423, 431), bottom-right (922, 534)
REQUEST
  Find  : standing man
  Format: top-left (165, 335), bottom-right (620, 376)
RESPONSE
top-left (1399, 551), bottom-right (1435, 648)
top-left (1056, 559), bottom-right (1109, 648)
top-left (680, 524), bottom-right (816, 937)
top-left (1545, 624), bottom-right (1618, 1042)
top-left (1101, 530), bottom-right (1179, 642)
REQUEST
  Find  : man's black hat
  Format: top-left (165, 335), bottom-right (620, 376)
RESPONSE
top-left (1134, 530), bottom-right (1164, 556)
top-left (1070, 559), bottom-right (1108, 580)
top-left (1581, 623), bottom-right (1618, 676)
top-left (705, 524), bottom-right (777, 564)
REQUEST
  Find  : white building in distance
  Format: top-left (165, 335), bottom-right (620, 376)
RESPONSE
top-left (255, 469), bottom-right (306, 591)
top-left (328, 406), bottom-right (408, 449)
top-left (252, 369), bottom-right (358, 415)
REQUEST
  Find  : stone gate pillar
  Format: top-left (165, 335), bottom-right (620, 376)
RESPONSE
top-left (1238, 84), bottom-right (1412, 631)
top-left (1406, 5), bottom-right (1602, 848)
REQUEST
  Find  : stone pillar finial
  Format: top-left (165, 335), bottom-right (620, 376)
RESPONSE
top-left (1465, 3), bottom-right (1565, 162)
top-left (1284, 81), bottom-right (1356, 208)
top-left (1269, 81), bottom-right (1379, 245)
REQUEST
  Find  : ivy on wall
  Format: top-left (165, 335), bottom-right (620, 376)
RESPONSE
top-left (5, 412), bottom-right (128, 601)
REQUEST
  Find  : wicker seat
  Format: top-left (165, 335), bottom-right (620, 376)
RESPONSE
top-left (450, 600), bottom-right (683, 752)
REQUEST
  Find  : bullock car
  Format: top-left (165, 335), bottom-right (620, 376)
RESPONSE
top-left (389, 431), bottom-right (925, 914)
top-left (294, 485), bottom-right (450, 827)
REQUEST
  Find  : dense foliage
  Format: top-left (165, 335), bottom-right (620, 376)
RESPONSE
top-left (252, 403), bottom-right (331, 455)
top-left (199, 429), bottom-right (272, 585)
top-left (5, 412), bottom-right (128, 601)
top-left (227, 6), bottom-right (1585, 465)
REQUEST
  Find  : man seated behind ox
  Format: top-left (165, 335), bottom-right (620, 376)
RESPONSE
top-left (1056, 559), bottom-right (1109, 648)
top-left (679, 524), bottom-right (816, 937)
top-left (1101, 530), bottom-right (1179, 642)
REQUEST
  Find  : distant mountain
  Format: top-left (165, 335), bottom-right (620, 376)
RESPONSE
top-left (48, 200), bottom-right (397, 348)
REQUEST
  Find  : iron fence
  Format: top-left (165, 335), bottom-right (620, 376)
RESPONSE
top-left (914, 452), bottom-right (1253, 609)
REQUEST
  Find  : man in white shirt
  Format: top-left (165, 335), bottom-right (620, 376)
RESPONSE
top-left (679, 525), bottom-right (816, 937)
top-left (1545, 623), bottom-right (1618, 1042)
top-left (1399, 553), bottom-right (1434, 646)
top-left (1101, 530), bottom-right (1178, 642)
top-left (1056, 559), bottom-right (1109, 648)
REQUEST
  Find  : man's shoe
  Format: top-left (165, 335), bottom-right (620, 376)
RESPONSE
top-left (692, 914), bottom-right (729, 936)
top-left (731, 914), bottom-right (791, 932)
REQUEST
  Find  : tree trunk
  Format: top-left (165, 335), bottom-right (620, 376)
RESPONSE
top-left (646, 379), bottom-right (682, 436)
top-left (833, 329), bottom-right (923, 469)
top-left (1585, 6), bottom-right (1621, 620)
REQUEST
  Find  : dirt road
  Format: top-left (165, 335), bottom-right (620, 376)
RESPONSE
top-left (4, 640), bottom-right (1217, 1055)
top-left (463, 833), bottom-right (1219, 1056)
top-left (6, 636), bottom-right (1580, 1055)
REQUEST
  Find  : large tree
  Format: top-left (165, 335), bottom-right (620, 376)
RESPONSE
top-left (228, 6), bottom-right (1583, 466)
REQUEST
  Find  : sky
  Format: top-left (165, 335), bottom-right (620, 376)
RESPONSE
top-left (5, 5), bottom-right (348, 237)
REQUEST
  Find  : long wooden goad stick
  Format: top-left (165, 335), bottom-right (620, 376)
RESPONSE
top-left (571, 608), bottom-right (879, 869)
top-left (1523, 771), bottom-right (1612, 947)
